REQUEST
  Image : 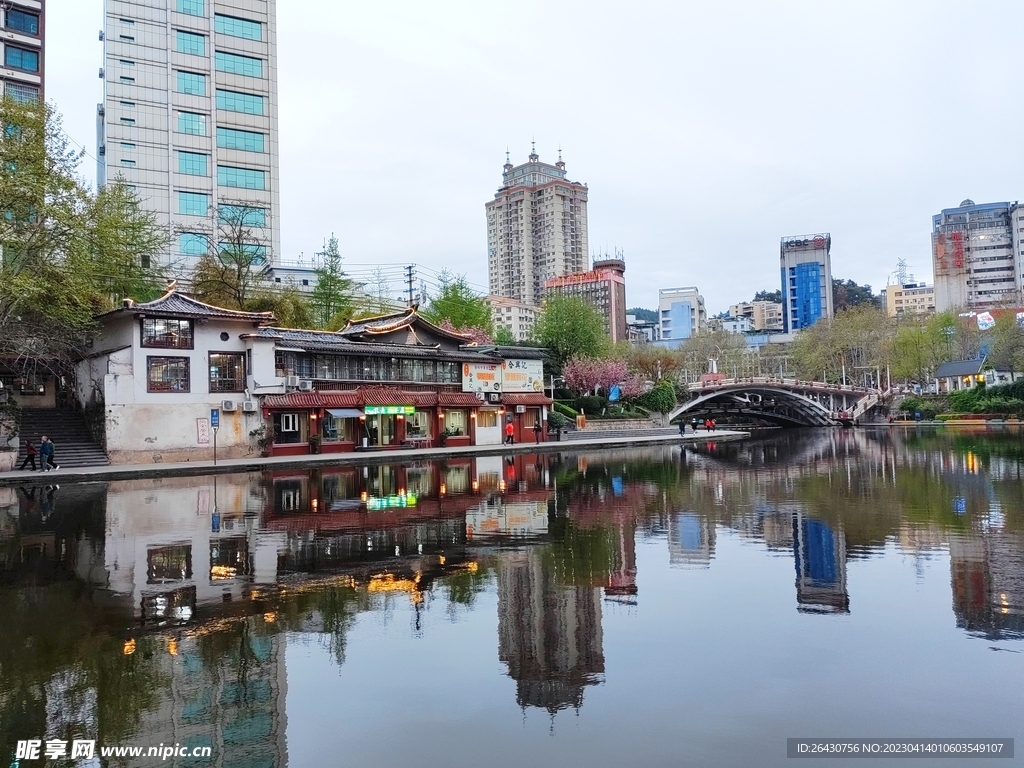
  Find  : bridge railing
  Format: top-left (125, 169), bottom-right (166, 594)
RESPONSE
top-left (686, 378), bottom-right (874, 394)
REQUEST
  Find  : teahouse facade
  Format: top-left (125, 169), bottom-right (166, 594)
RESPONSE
top-left (78, 289), bottom-right (551, 463)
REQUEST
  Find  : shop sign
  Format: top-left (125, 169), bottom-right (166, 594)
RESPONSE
top-left (462, 362), bottom-right (502, 392)
top-left (366, 493), bottom-right (418, 511)
top-left (364, 405), bottom-right (415, 415)
top-left (502, 359), bottom-right (544, 392)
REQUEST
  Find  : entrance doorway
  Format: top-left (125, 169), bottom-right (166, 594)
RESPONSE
top-left (366, 414), bottom-right (397, 446)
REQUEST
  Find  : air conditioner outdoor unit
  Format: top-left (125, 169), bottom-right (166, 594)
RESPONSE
top-left (98, 68), bottom-right (104, 79)
top-left (516, 405), bottom-right (526, 414)
top-left (298, 380), bottom-right (314, 392)
top-left (488, 393), bottom-right (500, 403)
top-left (221, 400), bottom-right (238, 412)
top-left (285, 375), bottom-right (299, 388)
top-left (475, 391), bottom-right (486, 401)
top-left (242, 400), bottom-right (258, 412)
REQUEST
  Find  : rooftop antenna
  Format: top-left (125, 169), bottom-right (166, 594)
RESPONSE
top-left (505, 147), bottom-right (510, 164)
top-left (558, 145), bottom-right (562, 162)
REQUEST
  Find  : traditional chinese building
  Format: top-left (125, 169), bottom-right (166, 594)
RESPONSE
top-left (77, 289), bottom-right (552, 463)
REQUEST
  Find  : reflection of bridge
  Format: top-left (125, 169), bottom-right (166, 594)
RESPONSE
top-left (669, 378), bottom-right (883, 428)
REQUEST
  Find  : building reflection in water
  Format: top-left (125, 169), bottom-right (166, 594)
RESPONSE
top-left (950, 528), bottom-right (1024, 641)
top-left (792, 511), bottom-right (849, 614)
top-left (497, 548), bottom-right (605, 713)
top-left (668, 512), bottom-right (715, 568)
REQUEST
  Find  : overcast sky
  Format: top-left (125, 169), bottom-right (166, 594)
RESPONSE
top-left (48, 0), bottom-right (1024, 313)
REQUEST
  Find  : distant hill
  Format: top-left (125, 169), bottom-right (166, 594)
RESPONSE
top-left (627, 307), bottom-right (658, 323)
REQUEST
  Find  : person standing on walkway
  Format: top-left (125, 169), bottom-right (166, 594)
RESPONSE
top-left (19, 439), bottom-right (38, 471)
top-left (678, 420), bottom-right (686, 436)
top-left (533, 421), bottom-right (542, 444)
top-left (504, 420), bottom-right (515, 445)
top-left (39, 436), bottom-right (58, 472)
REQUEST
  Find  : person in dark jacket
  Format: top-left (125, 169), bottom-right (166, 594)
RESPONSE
top-left (19, 439), bottom-right (38, 471)
top-left (39, 436), bottom-right (58, 472)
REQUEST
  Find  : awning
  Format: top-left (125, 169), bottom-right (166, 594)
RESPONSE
top-left (326, 408), bottom-right (363, 419)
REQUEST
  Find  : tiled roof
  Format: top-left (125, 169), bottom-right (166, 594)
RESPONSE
top-left (340, 308), bottom-right (472, 342)
top-left (502, 393), bottom-right (553, 405)
top-left (935, 358), bottom-right (986, 378)
top-left (254, 327), bottom-right (493, 360)
top-left (437, 392), bottom-right (485, 407)
top-left (97, 289), bottom-right (275, 323)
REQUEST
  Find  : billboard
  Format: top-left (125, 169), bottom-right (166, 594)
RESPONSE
top-left (933, 230), bottom-right (965, 276)
top-left (462, 362), bottom-right (502, 392)
top-left (501, 359), bottom-right (544, 392)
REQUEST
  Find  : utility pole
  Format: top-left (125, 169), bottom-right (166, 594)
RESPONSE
top-left (405, 265), bottom-right (416, 307)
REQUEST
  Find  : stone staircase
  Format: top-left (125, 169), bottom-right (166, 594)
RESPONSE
top-left (16, 408), bottom-right (110, 469)
top-left (564, 425), bottom-right (681, 441)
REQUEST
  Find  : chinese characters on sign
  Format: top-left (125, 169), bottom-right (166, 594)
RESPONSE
top-left (196, 417), bottom-right (210, 444)
top-left (462, 363), bottom-right (501, 392)
top-left (501, 359), bottom-right (544, 392)
top-left (363, 405), bottom-right (415, 415)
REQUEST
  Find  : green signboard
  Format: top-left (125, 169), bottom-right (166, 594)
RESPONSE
top-left (363, 405), bottom-right (415, 416)
top-left (366, 493), bottom-right (418, 511)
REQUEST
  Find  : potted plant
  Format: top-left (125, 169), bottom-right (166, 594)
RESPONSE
top-left (308, 434), bottom-right (322, 455)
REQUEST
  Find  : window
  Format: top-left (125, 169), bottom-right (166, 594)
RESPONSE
top-left (209, 352), bottom-right (245, 392)
top-left (406, 411), bottom-right (432, 438)
top-left (477, 410), bottom-right (498, 428)
top-left (218, 205), bottom-right (266, 227)
top-left (177, 0), bottom-right (205, 16)
top-left (217, 166), bottom-right (265, 189)
top-left (119, 76), bottom-right (135, 83)
top-left (444, 410), bottom-right (466, 434)
top-left (177, 111), bottom-right (206, 135)
top-left (216, 89), bottom-right (264, 115)
top-left (5, 9), bottom-right (40, 35)
top-left (178, 191), bottom-right (209, 216)
top-left (176, 30), bottom-right (206, 56)
top-left (177, 71), bottom-right (207, 96)
top-left (120, 60), bottom-right (135, 67)
top-left (280, 413), bottom-right (298, 432)
top-left (215, 51), bottom-right (263, 78)
top-left (121, 142), bottom-right (136, 148)
top-left (179, 233), bottom-right (207, 256)
top-left (147, 357), bottom-right (191, 393)
top-left (120, 117), bottom-right (136, 125)
top-left (216, 127), bottom-right (265, 153)
top-left (214, 14), bottom-right (262, 40)
top-left (119, 35), bottom-right (135, 42)
top-left (120, 100), bottom-right (136, 107)
top-left (178, 151), bottom-right (208, 176)
top-left (5, 46), bottom-right (39, 72)
top-left (5, 82), bottom-right (38, 102)
top-left (142, 318), bottom-right (194, 349)
top-left (120, 159), bottom-right (136, 167)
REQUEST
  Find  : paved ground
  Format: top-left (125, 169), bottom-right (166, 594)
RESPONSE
top-left (0, 430), bottom-right (749, 487)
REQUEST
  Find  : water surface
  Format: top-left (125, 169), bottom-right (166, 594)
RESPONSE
top-left (2, 428), bottom-right (1022, 766)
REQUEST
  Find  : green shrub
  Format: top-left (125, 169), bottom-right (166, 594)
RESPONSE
top-left (547, 411), bottom-right (569, 431)
top-left (554, 401), bottom-right (578, 418)
top-left (636, 381), bottom-right (677, 413)
top-left (576, 395), bottom-right (608, 415)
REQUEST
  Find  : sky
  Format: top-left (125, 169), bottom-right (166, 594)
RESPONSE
top-left (46, 0), bottom-right (1024, 314)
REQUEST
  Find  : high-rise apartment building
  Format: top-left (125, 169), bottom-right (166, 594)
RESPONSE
top-left (1, 1), bottom-right (44, 102)
top-left (658, 287), bottom-right (706, 341)
top-left (544, 257), bottom-right (627, 342)
top-left (780, 234), bottom-right (834, 334)
top-left (486, 148), bottom-right (588, 307)
top-left (932, 199), bottom-right (1023, 312)
top-left (98, 0), bottom-right (280, 274)
top-left (489, 295), bottom-right (538, 343)
top-left (729, 300), bottom-right (783, 332)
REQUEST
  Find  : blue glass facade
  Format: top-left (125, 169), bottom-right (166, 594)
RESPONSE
top-left (783, 261), bottom-right (824, 332)
top-left (668, 301), bottom-right (693, 340)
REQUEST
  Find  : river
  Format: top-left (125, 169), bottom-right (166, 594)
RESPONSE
top-left (1, 427), bottom-right (1021, 767)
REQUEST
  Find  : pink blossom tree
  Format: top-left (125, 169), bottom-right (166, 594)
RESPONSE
top-left (564, 358), bottom-right (629, 395)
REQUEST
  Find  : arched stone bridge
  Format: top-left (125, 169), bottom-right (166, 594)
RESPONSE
top-left (668, 378), bottom-right (884, 428)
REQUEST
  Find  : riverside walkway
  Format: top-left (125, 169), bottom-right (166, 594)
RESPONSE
top-left (0, 429), bottom-right (749, 487)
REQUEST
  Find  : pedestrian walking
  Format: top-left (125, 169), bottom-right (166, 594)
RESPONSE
top-left (18, 439), bottom-right (38, 471)
top-left (533, 421), bottom-right (543, 443)
top-left (678, 420), bottom-right (686, 436)
top-left (710, 419), bottom-right (717, 432)
top-left (39, 436), bottom-right (58, 472)
top-left (691, 417), bottom-right (699, 433)
top-left (504, 421), bottom-right (515, 445)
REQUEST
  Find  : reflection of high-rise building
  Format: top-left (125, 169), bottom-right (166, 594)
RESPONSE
top-left (668, 512), bottom-right (715, 568)
top-left (792, 512), bottom-right (849, 614)
top-left (136, 629), bottom-right (288, 767)
top-left (949, 531), bottom-right (1024, 640)
top-left (497, 548), bottom-right (604, 713)
top-left (605, 514), bottom-right (638, 602)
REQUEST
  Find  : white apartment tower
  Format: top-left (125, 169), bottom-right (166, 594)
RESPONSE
top-left (486, 147), bottom-right (588, 307)
top-left (98, 0), bottom-right (280, 274)
top-left (1, 1), bottom-right (44, 102)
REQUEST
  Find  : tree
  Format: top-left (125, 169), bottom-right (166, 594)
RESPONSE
top-left (791, 305), bottom-right (893, 383)
top-left (626, 307), bottom-right (657, 323)
top-left (310, 235), bottom-right (354, 329)
top-left (753, 289), bottom-right (782, 303)
top-left (494, 326), bottom-right (516, 346)
top-left (189, 203), bottom-right (270, 309)
top-left (619, 342), bottom-right (685, 382)
top-left (356, 266), bottom-right (397, 317)
top-left (534, 295), bottom-right (610, 369)
top-left (563, 358), bottom-right (627, 395)
top-left (245, 285), bottom-right (314, 329)
top-left (422, 270), bottom-right (493, 334)
top-left (833, 278), bottom-right (881, 311)
top-left (0, 96), bottom-right (166, 378)
top-left (988, 314), bottom-right (1024, 373)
